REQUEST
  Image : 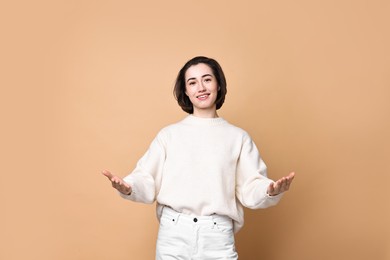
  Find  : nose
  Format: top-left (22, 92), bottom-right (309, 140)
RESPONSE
top-left (198, 81), bottom-right (206, 92)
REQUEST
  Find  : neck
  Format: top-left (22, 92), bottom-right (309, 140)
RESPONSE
top-left (192, 108), bottom-right (219, 118)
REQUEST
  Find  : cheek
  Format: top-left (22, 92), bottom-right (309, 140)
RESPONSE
top-left (185, 87), bottom-right (193, 97)
top-left (212, 85), bottom-right (219, 93)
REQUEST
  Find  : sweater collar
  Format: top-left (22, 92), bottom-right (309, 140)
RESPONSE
top-left (182, 115), bottom-right (227, 126)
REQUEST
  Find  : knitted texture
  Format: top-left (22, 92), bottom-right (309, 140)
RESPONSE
top-left (120, 115), bottom-right (282, 232)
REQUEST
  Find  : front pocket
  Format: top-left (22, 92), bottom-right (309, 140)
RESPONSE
top-left (159, 215), bottom-right (177, 229)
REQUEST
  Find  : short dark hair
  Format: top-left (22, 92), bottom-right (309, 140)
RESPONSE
top-left (173, 56), bottom-right (227, 114)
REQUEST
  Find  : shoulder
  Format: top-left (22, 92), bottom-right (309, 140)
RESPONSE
top-left (154, 117), bottom-right (187, 139)
top-left (223, 120), bottom-right (252, 140)
top-left (158, 117), bottom-right (185, 133)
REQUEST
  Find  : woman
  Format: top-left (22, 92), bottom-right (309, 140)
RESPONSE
top-left (103, 56), bottom-right (295, 259)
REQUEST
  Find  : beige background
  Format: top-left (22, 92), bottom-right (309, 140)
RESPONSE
top-left (1, 0), bottom-right (389, 259)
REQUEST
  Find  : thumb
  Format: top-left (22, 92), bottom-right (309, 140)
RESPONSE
top-left (267, 182), bottom-right (275, 195)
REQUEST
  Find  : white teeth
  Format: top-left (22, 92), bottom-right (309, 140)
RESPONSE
top-left (198, 94), bottom-right (208, 98)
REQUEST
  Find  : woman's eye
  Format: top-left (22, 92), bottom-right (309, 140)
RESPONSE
top-left (189, 81), bottom-right (196, 86)
top-left (204, 78), bottom-right (212, 82)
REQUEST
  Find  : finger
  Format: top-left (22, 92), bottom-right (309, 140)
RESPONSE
top-left (284, 181), bottom-right (291, 191)
top-left (282, 177), bottom-right (289, 190)
top-left (112, 176), bottom-right (123, 185)
top-left (114, 179), bottom-right (124, 187)
top-left (102, 170), bottom-right (113, 180)
top-left (273, 180), bottom-right (279, 189)
top-left (118, 180), bottom-right (130, 189)
top-left (122, 181), bottom-right (130, 189)
top-left (114, 182), bottom-right (131, 194)
top-left (267, 182), bottom-right (275, 195)
top-left (278, 178), bottom-right (287, 192)
top-left (286, 177), bottom-right (294, 190)
top-left (112, 178), bottom-right (129, 189)
top-left (112, 181), bottom-right (122, 190)
top-left (120, 184), bottom-right (131, 194)
top-left (111, 181), bottom-right (118, 188)
top-left (288, 172), bottom-right (295, 179)
top-left (110, 177), bottom-right (120, 187)
top-left (111, 176), bottom-right (119, 183)
top-left (285, 172), bottom-right (295, 189)
top-left (278, 173), bottom-right (293, 191)
top-left (273, 180), bottom-right (281, 194)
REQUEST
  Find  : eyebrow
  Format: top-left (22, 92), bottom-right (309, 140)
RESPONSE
top-left (186, 74), bottom-right (213, 82)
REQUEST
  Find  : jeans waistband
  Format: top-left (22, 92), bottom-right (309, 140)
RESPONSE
top-left (161, 206), bottom-right (233, 228)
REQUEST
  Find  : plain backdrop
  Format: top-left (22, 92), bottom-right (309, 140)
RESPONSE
top-left (1, 0), bottom-right (389, 259)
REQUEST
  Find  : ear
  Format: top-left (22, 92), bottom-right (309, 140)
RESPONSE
top-left (218, 86), bottom-right (221, 91)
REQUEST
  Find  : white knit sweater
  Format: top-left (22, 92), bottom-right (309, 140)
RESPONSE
top-left (120, 115), bottom-right (283, 232)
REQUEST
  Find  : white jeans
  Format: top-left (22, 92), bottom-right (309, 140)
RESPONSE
top-left (156, 207), bottom-right (238, 260)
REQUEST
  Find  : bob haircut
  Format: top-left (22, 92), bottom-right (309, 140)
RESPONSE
top-left (174, 56), bottom-right (227, 114)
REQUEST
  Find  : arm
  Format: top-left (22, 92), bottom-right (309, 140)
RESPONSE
top-left (236, 134), bottom-right (294, 209)
top-left (102, 130), bottom-right (167, 204)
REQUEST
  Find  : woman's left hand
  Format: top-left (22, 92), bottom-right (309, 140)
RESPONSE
top-left (267, 172), bottom-right (295, 196)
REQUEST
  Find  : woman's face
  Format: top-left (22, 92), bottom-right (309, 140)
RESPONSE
top-left (184, 63), bottom-right (219, 117)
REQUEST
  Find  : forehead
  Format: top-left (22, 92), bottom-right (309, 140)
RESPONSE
top-left (185, 63), bottom-right (214, 80)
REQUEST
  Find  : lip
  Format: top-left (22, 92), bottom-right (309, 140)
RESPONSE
top-left (196, 93), bottom-right (210, 99)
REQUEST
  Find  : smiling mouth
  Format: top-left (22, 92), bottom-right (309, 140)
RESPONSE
top-left (196, 94), bottom-right (210, 99)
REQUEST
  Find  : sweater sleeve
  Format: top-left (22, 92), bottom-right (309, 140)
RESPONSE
top-left (119, 130), bottom-right (166, 204)
top-left (235, 133), bottom-right (283, 209)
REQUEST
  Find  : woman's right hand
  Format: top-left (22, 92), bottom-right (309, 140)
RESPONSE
top-left (102, 170), bottom-right (132, 195)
